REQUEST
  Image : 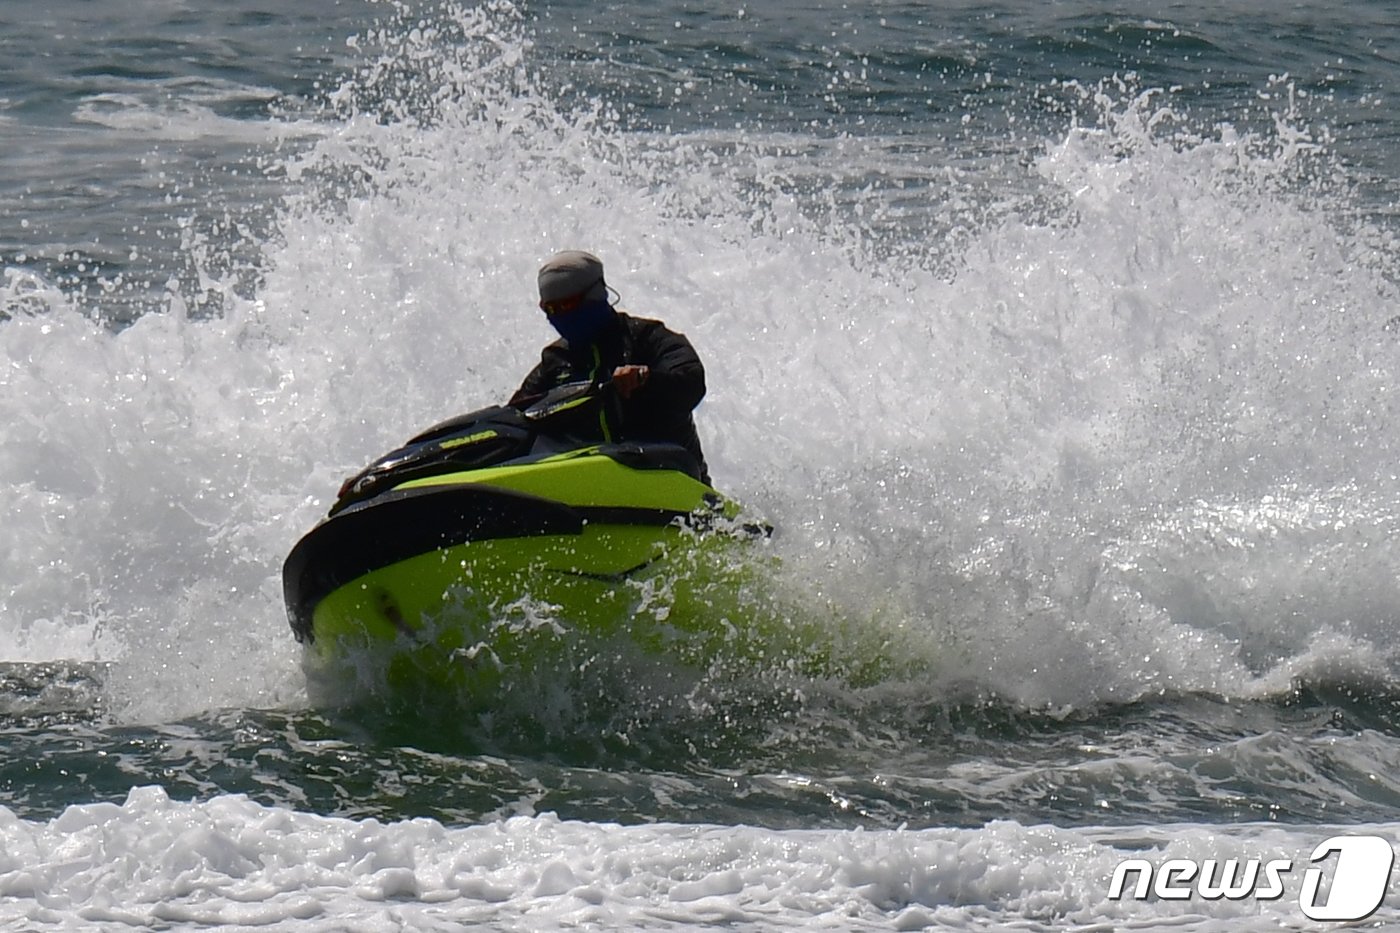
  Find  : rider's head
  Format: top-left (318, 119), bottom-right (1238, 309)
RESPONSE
top-left (538, 250), bottom-right (607, 312)
top-left (538, 250), bottom-right (613, 344)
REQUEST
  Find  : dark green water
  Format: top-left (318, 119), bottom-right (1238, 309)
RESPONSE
top-left (6, 662), bottom-right (1399, 833)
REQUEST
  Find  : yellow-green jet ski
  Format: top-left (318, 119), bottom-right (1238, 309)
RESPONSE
top-left (282, 381), bottom-right (768, 704)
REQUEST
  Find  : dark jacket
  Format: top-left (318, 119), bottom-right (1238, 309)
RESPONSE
top-left (509, 310), bottom-right (710, 484)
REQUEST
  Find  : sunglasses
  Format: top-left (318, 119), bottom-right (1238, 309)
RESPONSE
top-left (539, 277), bottom-right (605, 315)
top-left (539, 293), bottom-right (587, 316)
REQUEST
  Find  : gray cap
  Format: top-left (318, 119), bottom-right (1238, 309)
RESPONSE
top-left (538, 250), bottom-right (607, 303)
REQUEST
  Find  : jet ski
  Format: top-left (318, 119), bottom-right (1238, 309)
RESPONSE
top-left (282, 380), bottom-right (767, 702)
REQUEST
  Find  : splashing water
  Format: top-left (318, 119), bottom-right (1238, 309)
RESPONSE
top-left (2, 1), bottom-right (1398, 729)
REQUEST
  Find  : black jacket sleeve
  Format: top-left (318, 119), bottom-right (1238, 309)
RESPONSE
top-left (630, 319), bottom-right (706, 413)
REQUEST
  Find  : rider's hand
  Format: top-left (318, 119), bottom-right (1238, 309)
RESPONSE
top-left (612, 365), bottom-right (650, 399)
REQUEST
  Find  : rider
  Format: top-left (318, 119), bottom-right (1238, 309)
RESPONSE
top-left (509, 250), bottom-right (711, 485)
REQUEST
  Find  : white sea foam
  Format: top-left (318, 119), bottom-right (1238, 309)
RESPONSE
top-left (1, 786), bottom-right (1394, 931)
top-left (73, 83), bottom-right (323, 146)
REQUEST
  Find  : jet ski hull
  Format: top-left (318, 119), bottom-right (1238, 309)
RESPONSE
top-left (283, 446), bottom-right (753, 701)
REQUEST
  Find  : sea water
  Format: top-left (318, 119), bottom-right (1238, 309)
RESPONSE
top-left (3, 0), bottom-right (1400, 929)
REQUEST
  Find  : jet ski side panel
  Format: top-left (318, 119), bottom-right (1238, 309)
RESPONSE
top-left (283, 484), bottom-right (584, 643)
top-left (284, 451), bottom-right (717, 644)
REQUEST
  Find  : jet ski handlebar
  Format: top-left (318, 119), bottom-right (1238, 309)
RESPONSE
top-left (519, 378), bottom-right (611, 423)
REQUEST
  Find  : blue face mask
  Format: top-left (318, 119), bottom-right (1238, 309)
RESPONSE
top-left (547, 299), bottom-right (615, 346)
